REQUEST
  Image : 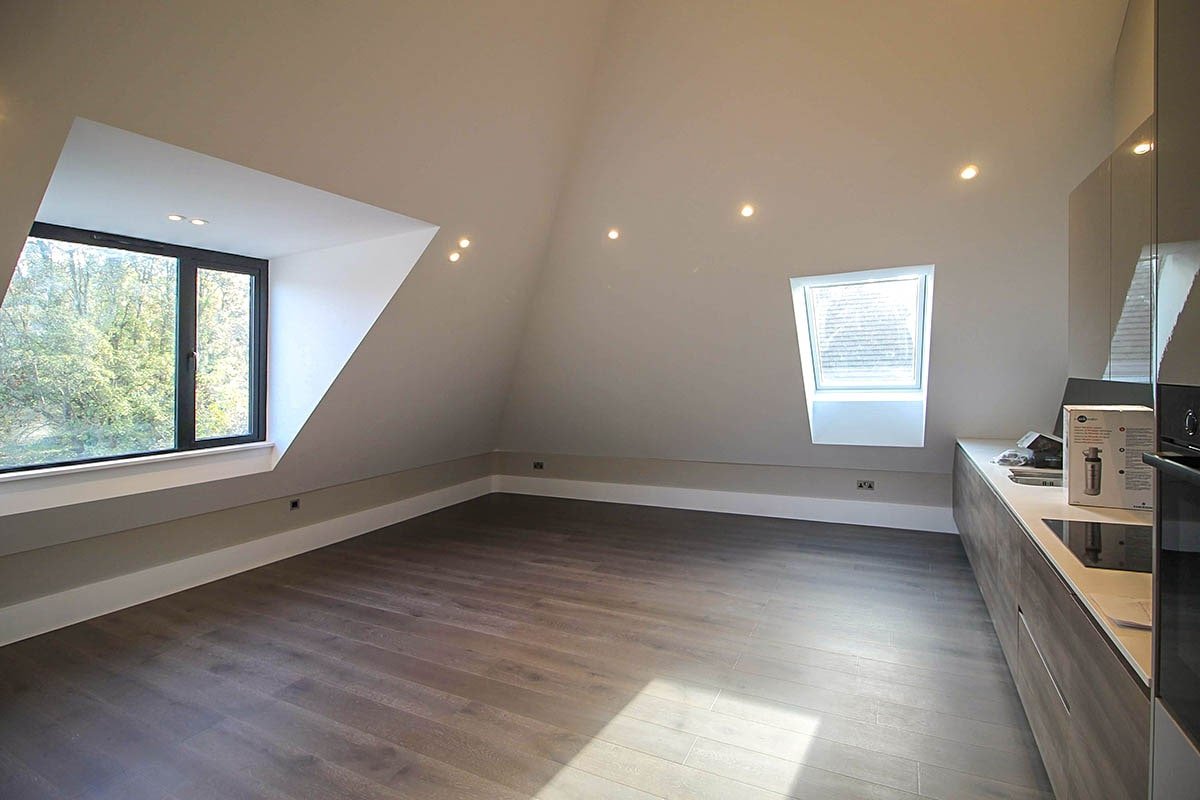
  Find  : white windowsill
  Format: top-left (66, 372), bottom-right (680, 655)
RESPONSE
top-left (807, 394), bottom-right (927, 447)
top-left (0, 441), bottom-right (276, 518)
top-left (810, 390), bottom-right (925, 403)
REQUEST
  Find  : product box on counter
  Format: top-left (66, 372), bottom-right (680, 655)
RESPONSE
top-left (1063, 405), bottom-right (1154, 510)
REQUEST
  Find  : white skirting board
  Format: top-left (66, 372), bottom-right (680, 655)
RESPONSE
top-left (0, 473), bottom-right (955, 647)
top-left (0, 476), bottom-right (493, 648)
top-left (493, 475), bottom-right (958, 535)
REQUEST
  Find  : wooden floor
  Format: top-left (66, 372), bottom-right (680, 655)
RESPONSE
top-left (0, 494), bottom-right (1052, 800)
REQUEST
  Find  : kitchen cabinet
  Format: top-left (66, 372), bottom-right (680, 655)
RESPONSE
top-left (1067, 116), bottom-right (1155, 384)
top-left (1015, 608), bottom-right (1071, 797)
top-left (953, 444), bottom-right (1150, 799)
top-left (952, 445), bottom-right (1020, 665)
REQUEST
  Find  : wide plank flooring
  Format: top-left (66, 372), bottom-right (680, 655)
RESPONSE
top-left (0, 494), bottom-right (1052, 799)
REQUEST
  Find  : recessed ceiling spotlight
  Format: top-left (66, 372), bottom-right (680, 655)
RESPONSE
top-left (959, 164), bottom-right (980, 180)
top-left (167, 214), bottom-right (185, 222)
top-left (740, 204), bottom-right (755, 218)
top-left (458, 237), bottom-right (471, 249)
top-left (190, 218), bottom-right (208, 226)
top-left (448, 251), bottom-right (461, 262)
top-left (607, 228), bottom-right (620, 240)
top-left (1133, 141), bottom-right (1154, 155)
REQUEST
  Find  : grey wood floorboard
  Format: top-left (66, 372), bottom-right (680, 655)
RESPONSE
top-left (0, 494), bottom-right (1051, 799)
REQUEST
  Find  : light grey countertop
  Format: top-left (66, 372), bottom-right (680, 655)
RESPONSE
top-left (958, 438), bottom-right (1153, 686)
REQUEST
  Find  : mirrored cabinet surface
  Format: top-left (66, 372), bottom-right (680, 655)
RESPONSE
top-left (1068, 115), bottom-right (1155, 386)
top-left (1110, 117), bottom-right (1155, 383)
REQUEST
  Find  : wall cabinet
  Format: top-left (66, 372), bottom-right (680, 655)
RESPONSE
top-left (953, 445), bottom-right (1150, 800)
top-left (1067, 115), bottom-right (1155, 384)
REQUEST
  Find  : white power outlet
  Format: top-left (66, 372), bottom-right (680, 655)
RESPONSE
top-left (856, 480), bottom-right (875, 491)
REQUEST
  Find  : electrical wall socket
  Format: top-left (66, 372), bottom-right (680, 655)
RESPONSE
top-left (856, 480), bottom-right (875, 491)
top-left (533, 461), bottom-right (545, 470)
top-left (289, 498), bottom-right (300, 510)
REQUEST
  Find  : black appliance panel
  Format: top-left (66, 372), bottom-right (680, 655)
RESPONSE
top-left (1042, 518), bottom-right (1153, 573)
top-left (1148, 449), bottom-right (1200, 745)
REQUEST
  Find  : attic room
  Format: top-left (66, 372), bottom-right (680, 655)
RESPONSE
top-left (1, 1), bottom-right (1198, 799)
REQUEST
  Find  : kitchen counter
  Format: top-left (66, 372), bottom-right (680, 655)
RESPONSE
top-left (957, 438), bottom-right (1152, 685)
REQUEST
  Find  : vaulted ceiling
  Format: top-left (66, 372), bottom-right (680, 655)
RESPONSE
top-left (500, 0), bottom-right (1132, 475)
top-left (0, 0), bottom-right (1130, 538)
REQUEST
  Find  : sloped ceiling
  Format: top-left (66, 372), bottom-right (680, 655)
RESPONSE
top-left (0, 0), bottom-right (1130, 544)
top-left (37, 118), bottom-right (434, 259)
top-left (0, 0), bottom-right (612, 542)
top-left (499, 0), bottom-right (1130, 474)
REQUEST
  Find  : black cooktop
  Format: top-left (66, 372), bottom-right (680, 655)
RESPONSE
top-left (1042, 518), bottom-right (1153, 573)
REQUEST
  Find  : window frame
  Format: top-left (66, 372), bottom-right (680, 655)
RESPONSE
top-left (0, 222), bottom-right (268, 474)
top-left (792, 266), bottom-right (931, 398)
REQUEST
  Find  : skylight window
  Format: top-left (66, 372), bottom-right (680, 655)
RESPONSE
top-left (790, 265), bottom-right (935, 447)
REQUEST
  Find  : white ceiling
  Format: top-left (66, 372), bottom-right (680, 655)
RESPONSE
top-left (36, 119), bottom-right (432, 259)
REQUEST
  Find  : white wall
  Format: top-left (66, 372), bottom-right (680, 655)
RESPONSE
top-left (0, 0), bottom-right (611, 554)
top-left (500, 0), bottom-right (1126, 484)
top-left (269, 227), bottom-right (438, 461)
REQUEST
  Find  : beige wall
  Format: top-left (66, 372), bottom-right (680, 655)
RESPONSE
top-left (494, 452), bottom-right (949, 508)
top-left (0, 0), bottom-right (610, 554)
top-left (0, 453), bottom-right (493, 608)
top-left (1113, 0), bottom-right (1155, 148)
top-left (500, 0), bottom-right (1126, 480)
top-left (2, 450), bottom-right (956, 609)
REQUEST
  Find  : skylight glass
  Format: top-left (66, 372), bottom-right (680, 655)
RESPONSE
top-left (804, 275), bottom-right (925, 391)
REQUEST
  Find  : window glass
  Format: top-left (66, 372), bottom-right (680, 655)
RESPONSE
top-left (0, 236), bottom-right (177, 468)
top-left (0, 225), bottom-right (267, 473)
top-left (196, 268), bottom-right (253, 440)
top-left (804, 276), bottom-right (924, 390)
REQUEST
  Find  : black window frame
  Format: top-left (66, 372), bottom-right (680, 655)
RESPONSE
top-left (0, 222), bottom-right (269, 474)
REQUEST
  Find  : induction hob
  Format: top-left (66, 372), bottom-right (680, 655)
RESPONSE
top-left (1042, 518), bottom-right (1153, 573)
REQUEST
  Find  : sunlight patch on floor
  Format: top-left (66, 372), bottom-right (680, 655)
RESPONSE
top-left (534, 678), bottom-right (823, 799)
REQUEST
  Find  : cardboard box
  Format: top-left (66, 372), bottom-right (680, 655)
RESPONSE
top-left (1063, 405), bottom-right (1154, 510)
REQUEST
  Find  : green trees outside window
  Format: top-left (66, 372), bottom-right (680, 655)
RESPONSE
top-left (0, 226), bottom-right (267, 471)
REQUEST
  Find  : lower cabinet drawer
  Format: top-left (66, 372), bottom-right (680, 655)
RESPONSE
top-left (1019, 529), bottom-right (1150, 800)
top-left (1016, 609), bottom-right (1072, 799)
top-left (1019, 534), bottom-right (1078, 704)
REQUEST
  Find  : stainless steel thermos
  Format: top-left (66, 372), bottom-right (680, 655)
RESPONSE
top-left (1083, 447), bottom-right (1103, 496)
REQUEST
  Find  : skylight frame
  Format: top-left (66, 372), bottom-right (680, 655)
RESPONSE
top-left (790, 264), bottom-right (935, 403)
